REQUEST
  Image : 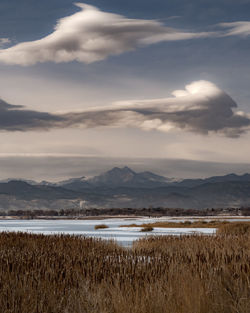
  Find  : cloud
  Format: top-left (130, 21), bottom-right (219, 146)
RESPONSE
top-left (0, 3), bottom-right (250, 65)
top-left (1, 81), bottom-right (250, 137)
top-left (219, 21), bottom-right (250, 37)
top-left (0, 38), bottom-right (10, 47)
top-left (0, 99), bottom-right (63, 131)
top-left (59, 80), bottom-right (250, 137)
top-left (0, 3), bottom-right (213, 65)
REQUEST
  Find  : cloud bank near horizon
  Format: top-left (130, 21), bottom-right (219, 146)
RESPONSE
top-left (1, 80), bottom-right (250, 137)
top-left (0, 3), bottom-right (215, 65)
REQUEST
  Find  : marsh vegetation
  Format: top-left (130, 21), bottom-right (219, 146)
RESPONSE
top-left (120, 220), bottom-right (250, 229)
top-left (0, 223), bottom-right (249, 313)
top-left (140, 226), bottom-right (154, 232)
top-left (94, 224), bottom-right (109, 230)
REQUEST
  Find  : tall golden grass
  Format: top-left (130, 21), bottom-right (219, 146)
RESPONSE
top-left (0, 230), bottom-right (249, 313)
top-left (140, 226), bottom-right (154, 232)
top-left (217, 222), bottom-right (250, 235)
top-left (120, 220), bottom-right (234, 228)
top-left (94, 224), bottom-right (109, 230)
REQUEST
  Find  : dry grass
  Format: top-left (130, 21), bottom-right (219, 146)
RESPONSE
top-left (0, 231), bottom-right (249, 313)
top-left (120, 220), bottom-right (233, 228)
top-left (217, 222), bottom-right (250, 235)
top-left (140, 226), bottom-right (154, 232)
top-left (94, 224), bottom-right (109, 230)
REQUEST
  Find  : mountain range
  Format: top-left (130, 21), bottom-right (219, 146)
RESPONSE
top-left (0, 167), bottom-right (250, 210)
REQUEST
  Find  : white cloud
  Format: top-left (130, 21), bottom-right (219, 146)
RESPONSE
top-left (0, 3), bottom-right (213, 65)
top-left (1, 3), bottom-right (250, 65)
top-left (0, 38), bottom-right (10, 47)
top-left (220, 21), bottom-right (250, 36)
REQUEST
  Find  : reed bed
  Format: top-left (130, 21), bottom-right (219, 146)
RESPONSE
top-left (94, 224), bottom-right (109, 230)
top-left (0, 231), bottom-right (249, 313)
top-left (140, 226), bottom-right (154, 232)
top-left (217, 222), bottom-right (250, 235)
top-left (120, 220), bottom-right (236, 228)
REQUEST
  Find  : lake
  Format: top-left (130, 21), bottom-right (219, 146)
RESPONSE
top-left (1, 216), bottom-right (249, 246)
top-left (0, 217), bottom-right (220, 246)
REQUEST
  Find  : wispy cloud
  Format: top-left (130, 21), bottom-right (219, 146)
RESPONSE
top-left (219, 21), bottom-right (250, 36)
top-left (0, 38), bottom-right (10, 47)
top-left (0, 3), bottom-right (214, 65)
top-left (1, 81), bottom-right (250, 137)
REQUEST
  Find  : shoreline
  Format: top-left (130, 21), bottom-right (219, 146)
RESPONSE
top-left (0, 214), bottom-right (250, 221)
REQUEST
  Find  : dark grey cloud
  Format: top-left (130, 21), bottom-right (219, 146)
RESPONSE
top-left (0, 99), bottom-right (63, 131)
top-left (1, 80), bottom-right (250, 137)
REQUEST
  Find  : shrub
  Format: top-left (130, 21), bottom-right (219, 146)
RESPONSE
top-left (183, 221), bottom-right (192, 225)
top-left (201, 220), bottom-right (208, 224)
top-left (94, 224), bottom-right (109, 230)
top-left (141, 226), bottom-right (154, 232)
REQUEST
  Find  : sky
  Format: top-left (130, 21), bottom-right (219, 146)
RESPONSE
top-left (0, 0), bottom-right (250, 179)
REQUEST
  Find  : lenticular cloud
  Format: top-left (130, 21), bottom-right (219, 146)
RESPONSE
top-left (60, 80), bottom-right (250, 137)
top-left (0, 3), bottom-right (212, 65)
top-left (0, 81), bottom-right (249, 137)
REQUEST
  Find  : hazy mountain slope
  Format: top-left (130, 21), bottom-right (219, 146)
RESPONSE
top-left (57, 177), bottom-right (91, 191)
top-left (175, 173), bottom-right (250, 188)
top-left (66, 166), bottom-right (172, 189)
top-left (0, 168), bottom-right (250, 210)
top-left (0, 181), bottom-right (79, 200)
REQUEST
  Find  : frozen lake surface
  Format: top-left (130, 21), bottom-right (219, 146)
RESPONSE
top-left (0, 217), bottom-right (217, 246)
